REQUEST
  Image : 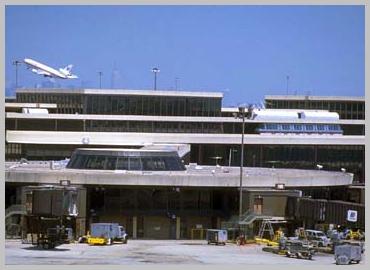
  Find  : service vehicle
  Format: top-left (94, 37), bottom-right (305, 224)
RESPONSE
top-left (305, 229), bottom-right (330, 247)
top-left (285, 240), bottom-right (315, 260)
top-left (87, 223), bottom-right (128, 245)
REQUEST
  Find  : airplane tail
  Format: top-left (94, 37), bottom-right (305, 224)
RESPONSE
top-left (64, 64), bottom-right (73, 72)
top-left (59, 64), bottom-right (74, 76)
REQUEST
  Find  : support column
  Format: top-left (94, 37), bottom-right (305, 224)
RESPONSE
top-left (132, 216), bottom-right (137, 239)
top-left (76, 187), bottom-right (87, 237)
top-left (176, 217), bottom-right (181, 240)
top-left (217, 217), bottom-right (221, 229)
top-left (198, 145), bottom-right (203, 164)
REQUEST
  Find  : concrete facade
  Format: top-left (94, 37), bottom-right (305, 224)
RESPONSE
top-left (6, 130), bottom-right (364, 146)
top-left (5, 162), bottom-right (353, 188)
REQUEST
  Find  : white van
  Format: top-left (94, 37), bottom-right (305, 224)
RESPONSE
top-left (305, 229), bottom-right (330, 247)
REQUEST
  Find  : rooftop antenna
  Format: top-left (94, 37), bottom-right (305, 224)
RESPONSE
top-left (111, 62), bottom-right (118, 89)
top-left (98, 71), bottom-right (103, 89)
top-left (175, 77), bottom-right (179, 90)
top-left (286, 75), bottom-right (290, 95)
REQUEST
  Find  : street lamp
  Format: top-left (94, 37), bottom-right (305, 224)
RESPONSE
top-left (12, 60), bottom-right (22, 89)
top-left (98, 71), bottom-right (103, 89)
top-left (151, 67), bottom-right (160, 90)
top-left (234, 105), bottom-right (247, 222)
top-left (228, 148), bottom-right (237, 167)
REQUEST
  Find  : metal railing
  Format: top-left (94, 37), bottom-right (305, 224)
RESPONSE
top-left (5, 204), bottom-right (26, 239)
top-left (221, 210), bottom-right (284, 229)
top-left (5, 204), bottom-right (26, 219)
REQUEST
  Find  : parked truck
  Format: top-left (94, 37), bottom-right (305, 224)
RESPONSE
top-left (87, 223), bottom-right (128, 245)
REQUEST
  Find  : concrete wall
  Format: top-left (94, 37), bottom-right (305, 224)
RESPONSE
top-left (6, 130), bottom-right (365, 146)
top-left (5, 165), bottom-right (354, 188)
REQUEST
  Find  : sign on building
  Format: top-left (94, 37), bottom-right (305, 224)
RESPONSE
top-left (347, 210), bottom-right (358, 222)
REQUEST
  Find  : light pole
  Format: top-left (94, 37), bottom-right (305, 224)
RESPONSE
top-left (228, 148), bottom-right (237, 167)
top-left (13, 60), bottom-right (22, 89)
top-left (234, 106), bottom-right (247, 222)
top-left (98, 71), bottom-right (103, 89)
top-left (152, 67), bottom-right (160, 90)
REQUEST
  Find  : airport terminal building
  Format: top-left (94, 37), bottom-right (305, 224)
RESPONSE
top-left (5, 88), bottom-right (365, 239)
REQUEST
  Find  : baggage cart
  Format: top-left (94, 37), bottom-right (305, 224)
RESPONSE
top-left (285, 240), bottom-right (315, 260)
top-left (206, 229), bottom-right (227, 245)
top-left (335, 244), bottom-right (362, 265)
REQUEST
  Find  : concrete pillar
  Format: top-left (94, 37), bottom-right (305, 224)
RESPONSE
top-left (76, 218), bottom-right (86, 237)
top-left (176, 217), bottom-right (181, 240)
top-left (132, 216), bottom-right (137, 239)
top-left (76, 187), bottom-right (87, 236)
top-left (217, 217), bottom-right (221, 229)
top-left (198, 145), bottom-right (203, 164)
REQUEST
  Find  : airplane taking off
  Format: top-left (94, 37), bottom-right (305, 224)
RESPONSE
top-left (24, 58), bottom-right (78, 79)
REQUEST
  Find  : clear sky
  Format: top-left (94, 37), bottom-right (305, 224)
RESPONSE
top-left (5, 5), bottom-right (364, 106)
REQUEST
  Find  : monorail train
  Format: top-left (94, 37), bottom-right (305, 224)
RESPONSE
top-left (252, 109), bottom-right (343, 135)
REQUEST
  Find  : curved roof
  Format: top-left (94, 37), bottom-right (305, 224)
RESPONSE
top-left (252, 109), bottom-right (339, 122)
top-left (73, 148), bottom-right (179, 157)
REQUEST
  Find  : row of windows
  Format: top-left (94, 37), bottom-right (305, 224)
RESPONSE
top-left (16, 93), bottom-right (222, 117)
top-left (87, 121), bottom-right (223, 133)
top-left (9, 118), bottom-right (365, 135)
top-left (266, 100), bottom-right (365, 120)
top-left (17, 93), bottom-right (83, 114)
top-left (67, 154), bottom-right (186, 171)
top-left (258, 123), bottom-right (343, 134)
top-left (5, 143), bottom-right (22, 155)
top-left (85, 95), bottom-right (221, 116)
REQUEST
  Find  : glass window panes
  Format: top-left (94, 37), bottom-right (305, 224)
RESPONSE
top-left (105, 157), bottom-right (117, 170)
top-left (306, 124), bottom-right (313, 131)
top-left (116, 157), bottom-right (129, 170)
top-left (317, 124), bottom-right (325, 131)
top-left (129, 157), bottom-right (142, 170)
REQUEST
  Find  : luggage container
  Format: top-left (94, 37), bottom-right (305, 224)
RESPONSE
top-left (206, 229), bottom-right (227, 245)
top-left (21, 185), bottom-right (82, 249)
top-left (335, 244), bottom-right (362, 265)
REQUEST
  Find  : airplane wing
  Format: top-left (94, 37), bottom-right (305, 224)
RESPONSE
top-left (31, 68), bottom-right (53, 77)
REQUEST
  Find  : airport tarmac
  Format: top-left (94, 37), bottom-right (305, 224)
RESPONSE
top-left (5, 239), bottom-right (361, 265)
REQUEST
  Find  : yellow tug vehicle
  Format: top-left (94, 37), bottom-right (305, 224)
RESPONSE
top-left (88, 236), bottom-right (109, 245)
top-left (87, 223), bottom-right (128, 246)
top-left (255, 228), bottom-right (284, 247)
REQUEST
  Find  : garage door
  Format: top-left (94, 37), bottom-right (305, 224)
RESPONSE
top-left (144, 216), bottom-right (170, 239)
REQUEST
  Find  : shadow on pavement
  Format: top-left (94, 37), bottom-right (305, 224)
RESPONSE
top-left (179, 243), bottom-right (207, 246)
top-left (22, 246), bottom-right (70, 251)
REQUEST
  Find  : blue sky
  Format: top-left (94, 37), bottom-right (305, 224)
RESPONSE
top-left (5, 5), bottom-right (364, 106)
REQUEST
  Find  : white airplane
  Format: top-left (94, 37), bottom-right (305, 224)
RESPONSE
top-left (24, 58), bottom-right (78, 79)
